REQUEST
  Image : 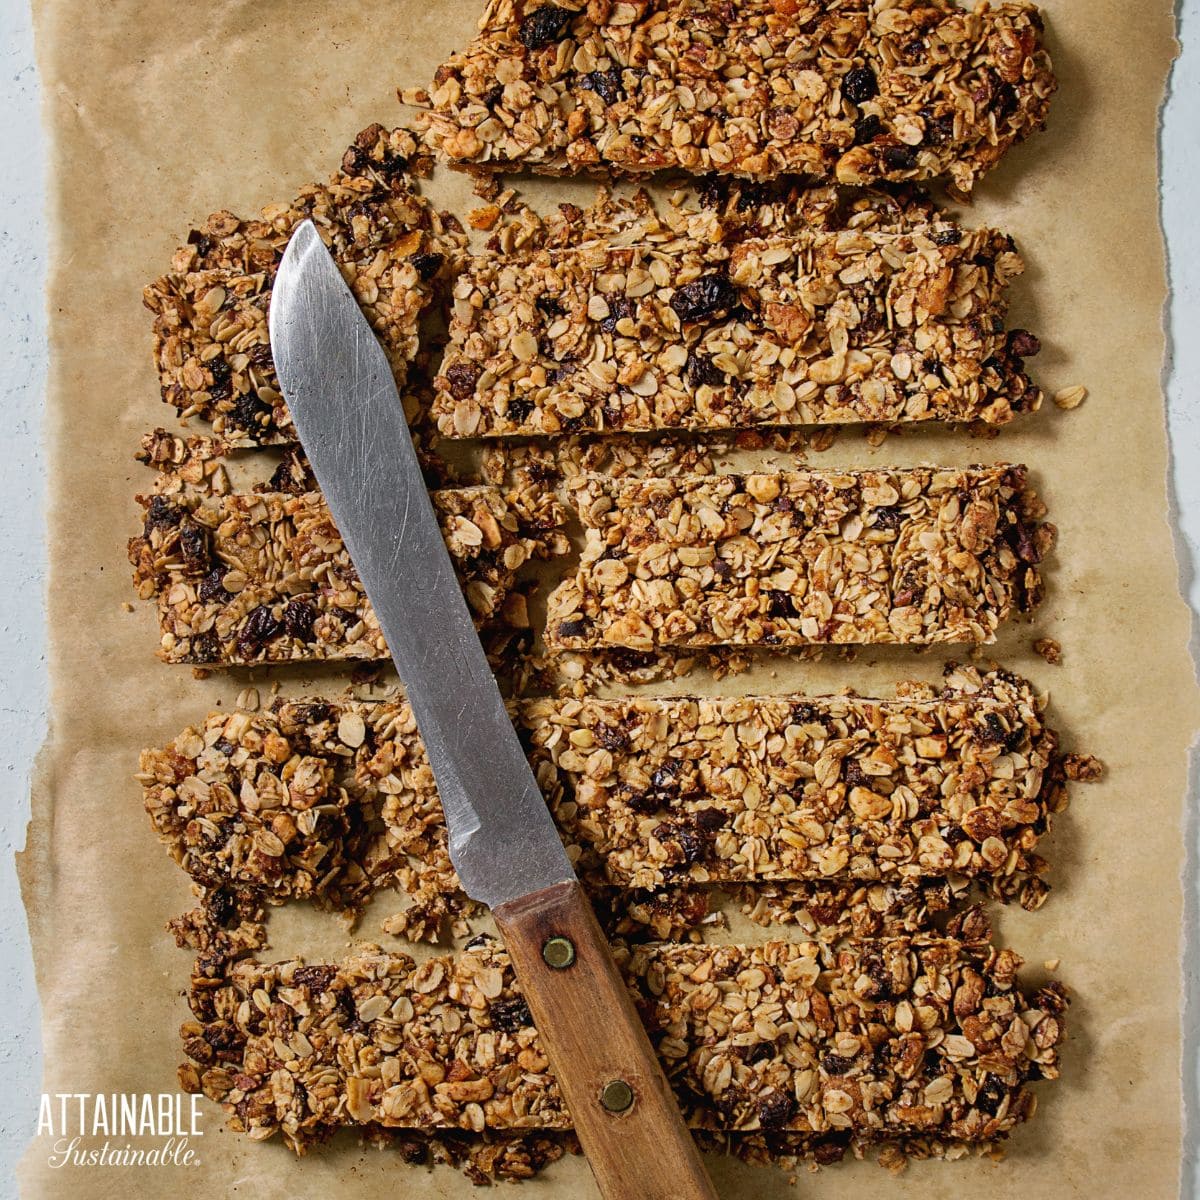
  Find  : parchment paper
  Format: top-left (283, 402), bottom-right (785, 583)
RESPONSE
top-left (16, 1), bottom-right (1197, 1196)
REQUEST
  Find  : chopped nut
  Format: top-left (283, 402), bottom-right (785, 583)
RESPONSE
top-left (1053, 385), bottom-right (1088, 410)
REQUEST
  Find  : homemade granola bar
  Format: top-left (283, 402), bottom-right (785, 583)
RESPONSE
top-left (144, 125), bottom-right (461, 448)
top-left (128, 485), bottom-right (566, 665)
top-left (435, 222), bottom-right (1038, 437)
top-left (524, 676), bottom-right (1063, 890)
top-left (477, 177), bottom-right (940, 260)
top-left (546, 465), bottom-right (1051, 650)
top-left (420, 0), bottom-right (1055, 192)
top-left (139, 669), bottom-right (1066, 914)
top-left (178, 934), bottom-right (1065, 1149)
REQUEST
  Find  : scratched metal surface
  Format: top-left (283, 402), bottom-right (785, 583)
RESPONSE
top-left (270, 221), bottom-right (574, 909)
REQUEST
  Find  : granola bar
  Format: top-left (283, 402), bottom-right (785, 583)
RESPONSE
top-left (435, 223), bottom-right (1038, 437)
top-left (546, 465), bottom-right (1051, 650)
top-left (478, 177), bottom-right (940, 260)
top-left (143, 125), bottom-right (461, 448)
top-left (178, 934), bottom-right (1065, 1149)
top-left (128, 485), bottom-right (566, 665)
top-left (524, 675), bottom-right (1063, 890)
top-left (139, 668), bottom-right (1067, 917)
top-left (420, 0), bottom-right (1055, 192)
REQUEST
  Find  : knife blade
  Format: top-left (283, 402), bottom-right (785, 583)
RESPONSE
top-left (269, 220), bottom-right (717, 1200)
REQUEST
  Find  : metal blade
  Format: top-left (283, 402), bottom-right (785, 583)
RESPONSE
top-left (269, 220), bottom-right (573, 909)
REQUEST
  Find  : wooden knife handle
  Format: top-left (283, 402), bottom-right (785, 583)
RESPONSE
top-left (493, 880), bottom-right (718, 1200)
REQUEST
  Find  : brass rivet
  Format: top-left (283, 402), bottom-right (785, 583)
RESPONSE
top-left (542, 936), bottom-right (576, 969)
top-left (600, 1079), bottom-right (634, 1113)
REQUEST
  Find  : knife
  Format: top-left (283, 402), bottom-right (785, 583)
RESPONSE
top-left (269, 220), bottom-right (718, 1200)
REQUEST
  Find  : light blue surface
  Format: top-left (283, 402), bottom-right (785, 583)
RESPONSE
top-left (0, 0), bottom-right (47, 1195)
top-left (0, 0), bottom-right (1197, 1194)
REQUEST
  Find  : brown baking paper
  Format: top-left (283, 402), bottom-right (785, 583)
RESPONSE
top-left (16, 1), bottom-right (1197, 1196)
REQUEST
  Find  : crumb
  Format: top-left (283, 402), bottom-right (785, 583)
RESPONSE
top-left (1053, 385), bottom-right (1088, 410)
top-left (1033, 637), bottom-right (1062, 664)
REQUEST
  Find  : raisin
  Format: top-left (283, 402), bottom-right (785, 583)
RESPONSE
top-left (594, 722), bottom-right (631, 752)
top-left (340, 144), bottom-right (368, 174)
top-left (652, 821), bottom-right (706, 865)
top-left (288, 701), bottom-right (335, 726)
top-left (546, 361), bottom-right (578, 385)
top-left (767, 589), bottom-right (797, 618)
top-left (693, 806), bottom-right (725, 832)
top-left (853, 113), bottom-right (882, 144)
top-left (677, 828), bottom-right (705, 864)
top-left (735, 181), bottom-right (770, 212)
top-left (207, 358), bottom-right (232, 401)
top-left (535, 294), bottom-right (564, 318)
top-left (599, 295), bottom-right (634, 334)
top-left (696, 174), bottom-right (725, 209)
top-left (685, 351), bottom-right (725, 389)
top-left (265, 450), bottom-right (314, 495)
top-left (488, 995), bottom-right (532, 1032)
top-left (843, 759), bottom-right (869, 789)
top-left (812, 1135), bottom-right (849, 1165)
top-left (843, 67), bottom-right (878, 104)
top-left (505, 396), bottom-right (535, 425)
top-left (650, 761), bottom-right (681, 791)
top-left (186, 228), bottom-right (213, 258)
top-left (555, 616), bottom-right (591, 639)
top-left (395, 1138), bottom-right (428, 1165)
top-left (207, 887), bottom-right (237, 928)
top-left (975, 1073), bottom-right (1007, 1116)
top-left (283, 599), bottom-right (317, 641)
top-left (178, 517), bottom-right (210, 572)
top-left (409, 251), bottom-right (444, 281)
top-left (821, 1052), bottom-right (856, 1075)
top-left (756, 1090), bottom-right (796, 1130)
top-left (1007, 329), bottom-right (1041, 359)
top-left (293, 965), bottom-right (338, 991)
top-left (198, 568), bottom-right (230, 604)
top-left (238, 605), bottom-right (283, 654)
top-left (992, 80), bottom-right (1019, 119)
top-left (742, 1040), bottom-right (777, 1065)
top-left (978, 712), bottom-right (1010, 745)
top-left (578, 67), bottom-right (624, 105)
top-left (871, 505), bottom-right (904, 531)
top-left (230, 390), bottom-right (271, 432)
top-left (202, 1021), bottom-right (241, 1052)
top-left (789, 702), bottom-right (828, 728)
top-left (444, 361), bottom-right (482, 400)
top-left (933, 227), bottom-right (963, 246)
top-left (1004, 514), bottom-right (1041, 565)
top-left (669, 274), bottom-right (739, 324)
top-left (189, 630), bottom-right (221, 663)
top-left (713, 1085), bottom-right (748, 1125)
top-left (883, 144), bottom-right (918, 171)
top-left (144, 495), bottom-right (183, 535)
top-left (518, 4), bottom-right (574, 49)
